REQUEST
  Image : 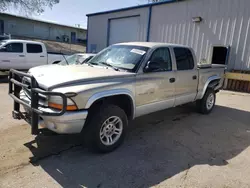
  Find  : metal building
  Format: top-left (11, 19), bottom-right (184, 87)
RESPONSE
top-left (0, 13), bottom-right (87, 44)
top-left (87, 0), bottom-right (250, 72)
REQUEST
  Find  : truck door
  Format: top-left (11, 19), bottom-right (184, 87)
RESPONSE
top-left (173, 47), bottom-right (198, 106)
top-left (0, 42), bottom-right (25, 70)
top-left (135, 47), bottom-right (175, 117)
top-left (26, 43), bottom-right (47, 68)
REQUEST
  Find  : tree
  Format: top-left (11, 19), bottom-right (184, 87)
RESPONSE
top-left (0, 0), bottom-right (59, 15)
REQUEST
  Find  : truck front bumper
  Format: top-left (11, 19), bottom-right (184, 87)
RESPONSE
top-left (21, 89), bottom-right (88, 134)
top-left (27, 106), bottom-right (88, 134)
top-left (40, 110), bottom-right (87, 134)
top-left (9, 69), bottom-right (88, 135)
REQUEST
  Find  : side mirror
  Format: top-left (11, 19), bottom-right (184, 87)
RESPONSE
top-left (144, 61), bottom-right (161, 73)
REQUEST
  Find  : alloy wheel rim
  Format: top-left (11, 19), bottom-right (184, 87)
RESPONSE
top-left (206, 93), bottom-right (215, 110)
top-left (100, 116), bottom-right (123, 146)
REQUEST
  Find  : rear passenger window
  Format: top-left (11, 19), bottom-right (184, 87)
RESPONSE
top-left (27, 44), bottom-right (42, 53)
top-left (174, 48), bottom-right (194, 70)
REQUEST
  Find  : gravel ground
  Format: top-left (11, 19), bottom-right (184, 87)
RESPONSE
top-left (1, 80), bottom-right (250, 188)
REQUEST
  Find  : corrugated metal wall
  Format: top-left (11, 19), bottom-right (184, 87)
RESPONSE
top-left (87, 0), bottom-right (250, 71)
top-left (150, 0), bottom-right (250, 71)
top-left (87, 7), bottom-right (149, 52)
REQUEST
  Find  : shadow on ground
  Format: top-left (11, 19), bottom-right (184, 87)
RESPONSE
top-left (24, 104), bottom-right (250, 187)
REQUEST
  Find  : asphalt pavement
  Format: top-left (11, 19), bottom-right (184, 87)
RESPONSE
top-left (1, 80), bottom-right (250, 188)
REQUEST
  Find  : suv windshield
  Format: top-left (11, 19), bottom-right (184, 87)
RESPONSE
top-left (88, 45), bottom-right (149, 72)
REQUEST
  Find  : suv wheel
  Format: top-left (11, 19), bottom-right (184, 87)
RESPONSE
top-left (84, 104), bottom-right (128, 153)
top-left (197, 88), bottom-right (216, 114)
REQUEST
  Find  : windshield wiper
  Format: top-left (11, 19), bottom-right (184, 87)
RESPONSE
top-left (83, 61), bottom-right (93, 66)
top-left (83, 61), bottom-right (98, 67)
top-left (62, 54), bottom-right (69, 65)
top-left (99, 62), bottom-right (120, 71)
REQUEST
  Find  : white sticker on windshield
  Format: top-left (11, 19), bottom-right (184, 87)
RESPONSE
top-left (130, 49), bottom-right (146, 55)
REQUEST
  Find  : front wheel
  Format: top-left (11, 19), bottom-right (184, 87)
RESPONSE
top-left (84, 104), bottom-right (128, 153)
top-left (197, 88), bottom-right (216, 114)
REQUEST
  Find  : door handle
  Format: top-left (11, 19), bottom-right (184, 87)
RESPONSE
top-left (169, 78), bottom-right (175, 83)
top-left (40, 55), bottom-right (45, 57)
top-left (193, 75), bottom-right (197, 80)
top-left (19, 55), bottom-right (25, 57)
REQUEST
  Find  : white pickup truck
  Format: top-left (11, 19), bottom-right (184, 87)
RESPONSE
top-left (0, 39), bottom-right (68, 71)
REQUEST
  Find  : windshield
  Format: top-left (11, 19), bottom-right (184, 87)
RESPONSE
top-left (88, 45), bottom-right (149, 72)
top-left (59, 54), bottom-right (93, 65)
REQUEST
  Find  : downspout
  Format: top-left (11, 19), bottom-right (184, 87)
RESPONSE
top-left (146, 5), bottom-right (152, 42)
top-left (86, 16), bottom-right (89, 53)
top-left (106, 19), bottom-right (111, 47)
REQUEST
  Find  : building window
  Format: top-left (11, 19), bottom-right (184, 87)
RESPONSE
top-left (27, 44), bottom-right (42, 53)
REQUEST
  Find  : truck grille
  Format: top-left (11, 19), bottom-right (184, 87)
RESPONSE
top-left (22, 77), bottom-right (47, 106)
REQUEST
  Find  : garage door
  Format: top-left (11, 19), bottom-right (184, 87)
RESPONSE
top-left (109, 16), bottom-right (139, 45)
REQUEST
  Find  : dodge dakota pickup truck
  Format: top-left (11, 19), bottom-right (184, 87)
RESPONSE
top-left (9, 42), bottom-right (226, 153)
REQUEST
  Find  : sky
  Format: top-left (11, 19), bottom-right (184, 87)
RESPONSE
top-left (28, 0), bottom-right (148, 29)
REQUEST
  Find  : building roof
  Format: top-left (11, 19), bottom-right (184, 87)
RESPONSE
top-left (115, 42), bottom-right (189, 48)
top-left (0, 12), bottom-right (87, 30)
top-left (87, 0), bottom-right (183, 17)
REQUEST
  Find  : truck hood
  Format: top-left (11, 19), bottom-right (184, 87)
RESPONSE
top-left (29, 64), bottom-right (135, 90)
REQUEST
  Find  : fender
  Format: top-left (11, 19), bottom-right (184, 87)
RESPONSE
top-left (85, 89), bottom-right (136, 119)
top-left (200, 75), bottom-right (221, 99)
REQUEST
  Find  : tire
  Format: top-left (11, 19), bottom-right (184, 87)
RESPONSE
top-left (196, 88), bottom-right (216, 114)
top-left (84, 104), bottom-right (128, 153)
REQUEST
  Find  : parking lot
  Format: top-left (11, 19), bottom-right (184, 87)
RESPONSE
top-left (1, 79), bottom-right (250, 188)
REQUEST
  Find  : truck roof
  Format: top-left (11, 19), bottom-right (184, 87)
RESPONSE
top-left (115, 42), bottom-right (190, 48)
top-left (3, 39), bottom-right (44, 45)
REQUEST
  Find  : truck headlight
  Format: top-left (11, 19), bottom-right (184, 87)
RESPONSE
top-left (48, 96), bottom-right (78, 111)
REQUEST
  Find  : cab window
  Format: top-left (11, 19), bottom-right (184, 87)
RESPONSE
top-left (0, 43), bottom-right (23, 53)
top-left (27, 44), bottom-right (43, 53)
top-left (147, 47), bottom-right (172, 72)
top-left (174, 47), bottom-right (194, 70)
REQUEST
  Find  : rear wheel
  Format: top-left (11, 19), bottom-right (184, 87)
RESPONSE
top-left (84, 104), bottom-right (128, 153)
top-left (197, 88), bottom-right (216, 114)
